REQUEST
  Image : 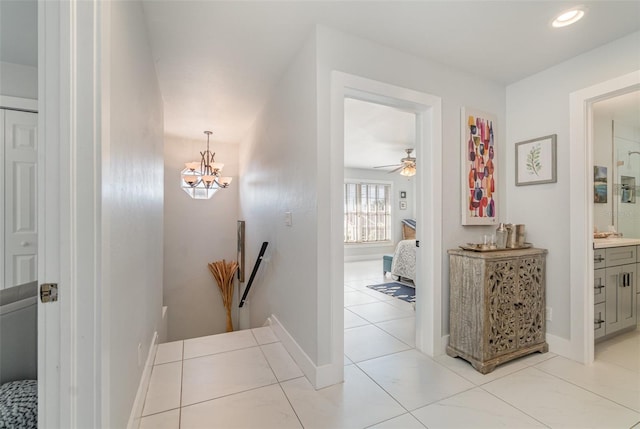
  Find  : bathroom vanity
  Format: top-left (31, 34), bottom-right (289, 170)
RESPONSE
top-left (593, 239), bottom-right (640, 340)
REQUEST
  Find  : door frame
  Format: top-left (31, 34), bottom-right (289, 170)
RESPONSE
top-left (330, 72), bottom-right (443, 379)
top-left (38, 0), bottom-right (104, 427)
top-left (569, 69), bottom-right (640, 364)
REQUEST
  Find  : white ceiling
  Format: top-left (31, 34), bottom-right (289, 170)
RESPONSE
top-left (141, 0), bottom-right (640, 148)
top-left (344, 98), bottom-right (416, 170)
top-left (2, 1), bottom-right (640, 170)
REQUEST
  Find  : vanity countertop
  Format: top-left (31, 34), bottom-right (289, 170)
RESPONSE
top-left (593, 238), bottom-right (640, 249)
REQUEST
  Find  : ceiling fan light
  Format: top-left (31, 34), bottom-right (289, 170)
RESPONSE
top-left (400, 165), bottom-right (416, 177)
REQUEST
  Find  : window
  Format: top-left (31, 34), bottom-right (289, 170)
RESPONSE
top-left (344, 182), bottom-right (391, 243)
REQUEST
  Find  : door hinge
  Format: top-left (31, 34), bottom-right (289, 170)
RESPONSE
top-left (40, 283), bottom-right (58, 303)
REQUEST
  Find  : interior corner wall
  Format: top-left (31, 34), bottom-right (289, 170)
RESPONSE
top-left (103, 2), bottom-right (164, 427)
top-left (0, 62), bottom-right (37, 99)
top-left (505, 31), bottom-right (640, 339)
top-left (314, 25), bottom-right (506, 343)
top-left (343, 167), bottom-right (416, 261)
top-left (163, 136), bottom-right (239, 341)
top-left (238, 34), bottom-right (319, 362)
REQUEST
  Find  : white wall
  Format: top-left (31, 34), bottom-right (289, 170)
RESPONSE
top-left (0, 62), bottom-right (37, 99)
top-left (315, 26), bottom-right (506, 344)
top-left (506, 31), bottom-right (640, 339)
top-left (343, 167), bottom-right (415, 260)
top-left (103, 2), bottom-right (164, 427)
top-left (238, 34), bottom-right (319, 360)
top-left (163, 135), bottom-right (239, 341)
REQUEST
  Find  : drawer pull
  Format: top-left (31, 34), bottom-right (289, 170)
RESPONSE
top-left (619, 272), bottom-right (632, 287)
top-left (594, 255), bottom-right (605, 263)
top-left (594, 284), bottom-right (605, 290)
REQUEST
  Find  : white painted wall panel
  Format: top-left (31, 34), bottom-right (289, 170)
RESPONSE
top-left (239, 33), bottom-right (319, 361)
top-left (103, 2), bottom-right (164, 427)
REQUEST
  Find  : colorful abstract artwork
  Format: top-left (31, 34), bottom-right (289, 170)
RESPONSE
top-left (594, 166), bottom-right (608, 203)
top-left (461, 108), bottom-right (497, 225)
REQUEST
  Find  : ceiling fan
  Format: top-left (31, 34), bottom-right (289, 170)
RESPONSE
top-left (373, 148), bottom-right (416, 176)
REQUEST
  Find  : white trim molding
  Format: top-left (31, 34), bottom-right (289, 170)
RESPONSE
top-left (330, 72), bottom-right (444, 385)
top-left (267, 315), bottom-right (342, 389)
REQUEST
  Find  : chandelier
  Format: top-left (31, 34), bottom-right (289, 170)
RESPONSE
top-left (181, 130), bottom-right (232, 199)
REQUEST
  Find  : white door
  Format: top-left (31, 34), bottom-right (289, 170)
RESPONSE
top-left (3, 109), bottom-right (38, 289)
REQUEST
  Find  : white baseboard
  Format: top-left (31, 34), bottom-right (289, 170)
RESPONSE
top-left (439, 334), bottom-right (450, 354)
top-left (344, 254), bottom-right (387, 262)
top-left (267, 315), bottom-right (343, 389)
top-left (546, 333), bottom-right (575, 360)
top-left (127, 331), bottom-right (158, 429)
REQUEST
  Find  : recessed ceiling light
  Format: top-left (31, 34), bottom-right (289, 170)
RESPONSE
top-left (552, 7), bottom-right (585, 28)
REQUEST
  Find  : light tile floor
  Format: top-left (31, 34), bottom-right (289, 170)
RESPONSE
top-left (140, 259), bottom-right (640, 428)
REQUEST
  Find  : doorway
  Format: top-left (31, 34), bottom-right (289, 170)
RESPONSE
top-left (343, 98), bottom-right (419, 363)
top-left (329, 72), bottom-right (443, 385)
top-left (569, 69), bottom-right (640, 364)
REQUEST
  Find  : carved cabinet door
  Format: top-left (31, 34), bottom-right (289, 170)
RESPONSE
top-left (486, 259), bottom-right (518, 358)
top-left (516, 256), bottom-right (546, 349)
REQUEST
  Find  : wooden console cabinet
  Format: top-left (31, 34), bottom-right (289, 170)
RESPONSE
top-left (446, 248), bottom-right (548, 374)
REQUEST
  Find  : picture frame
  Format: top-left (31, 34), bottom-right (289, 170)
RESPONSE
top-left (594, 166), bottom-right (607, 203)
top-left (515, 134), bottom-right (557, 186)
top-left (400, 191), bottom-right (406, 199)
top-left (461, 107), bottom-right (498, 226)
top-left (399, 201), bottom-right (407, 210)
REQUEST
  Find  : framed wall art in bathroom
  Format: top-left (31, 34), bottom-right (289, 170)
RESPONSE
top-left (515, 134), bottom-right (557, 186)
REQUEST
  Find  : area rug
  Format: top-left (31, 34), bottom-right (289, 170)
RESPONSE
top-left (367, 282), bottom-right (415, 303)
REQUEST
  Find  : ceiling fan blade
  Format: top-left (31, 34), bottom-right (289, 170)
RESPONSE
top-left (388, 165), bottom-right (404, 173)
top-left (374, 163), bottom-right (402, 168)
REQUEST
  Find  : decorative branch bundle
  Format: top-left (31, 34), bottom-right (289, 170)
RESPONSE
top-left (208, 259), bottom-right (239, 332)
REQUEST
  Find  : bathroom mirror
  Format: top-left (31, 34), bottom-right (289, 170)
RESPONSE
top-left (593, 90), bottom-right (640, 239)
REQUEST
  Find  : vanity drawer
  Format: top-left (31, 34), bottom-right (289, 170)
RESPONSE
top-left (605, 246), bottom-right (636, 267)
top-left (594, 249), bottom-right (606, 269)
top-left (594, 268), bottom-right (606, 304)
top-left (594, 302), bottom-right (606, 339)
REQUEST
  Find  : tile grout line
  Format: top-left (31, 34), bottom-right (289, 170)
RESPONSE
top-left (532, 363), bottom-right (640, 415)
top-left (477, 383), bottom-right (552, 428)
